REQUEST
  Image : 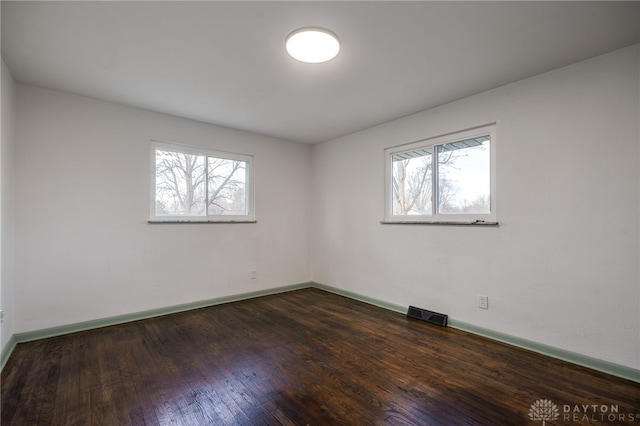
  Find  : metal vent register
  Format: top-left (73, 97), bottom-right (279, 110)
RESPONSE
top-left (407, 306), bottom-right (448, 327)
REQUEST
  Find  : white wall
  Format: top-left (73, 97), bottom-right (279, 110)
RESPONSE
top-left (14, 86), bottom-right (311, 332)
top-left (7, 42), bottom-right (639, 373)
top-left (311, 45), bottom-right (640, 370)
top-left (1, 59), bottom-right (17, 352)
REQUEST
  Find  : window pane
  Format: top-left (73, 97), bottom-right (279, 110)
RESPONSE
top-left (392, 149), bottom-right (433, 215)
top-left (437, 139), bottom-right (490, 214)
top-left (155, 150), bottom-right (207, 216)
top-left (207, 157), bottom-right (247, 216)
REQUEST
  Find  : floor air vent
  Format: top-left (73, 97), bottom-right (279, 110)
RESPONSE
top-left (407, 306), bottom-right (448, 327)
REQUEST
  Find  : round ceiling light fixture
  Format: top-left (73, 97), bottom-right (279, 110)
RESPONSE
top-left (285, 27), bottom-right (340, 64)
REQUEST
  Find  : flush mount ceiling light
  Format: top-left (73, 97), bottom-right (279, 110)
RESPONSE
top-left (285, 27), bottom-right (340, 64)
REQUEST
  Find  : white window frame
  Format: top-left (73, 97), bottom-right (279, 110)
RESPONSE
top-left (149, 140), bottom-right (255, 223)
top-left (383, 124), bottom-right (497, 224)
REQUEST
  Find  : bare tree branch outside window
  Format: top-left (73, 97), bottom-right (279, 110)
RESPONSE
top-left (207, 157), bottom-right (246, 215)
top-left (155, 149), bottom-right (247, 217)
top-left (392, 154), bottom-right (433, 215)
top-left (392, 142), bottom-right (489, 216)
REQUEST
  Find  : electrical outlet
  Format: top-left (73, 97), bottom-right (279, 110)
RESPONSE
top-left (250, 270), bottom-right (258, 280)
top-left (478, 295), bottom-right (489, 310)
top-left (0, 310), bottom-right (4, 324)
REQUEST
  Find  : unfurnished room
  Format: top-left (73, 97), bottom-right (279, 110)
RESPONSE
top-left (0, 1), bottom-right (639, 425)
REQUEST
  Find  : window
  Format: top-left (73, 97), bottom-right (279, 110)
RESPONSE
top-left (384, 124), bottom-right (496, 224)
top-left (150, 141), bottom-right (254, 222)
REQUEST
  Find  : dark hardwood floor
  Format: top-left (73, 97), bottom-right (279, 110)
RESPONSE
top-left (2, 288), bottom-right (639, 425)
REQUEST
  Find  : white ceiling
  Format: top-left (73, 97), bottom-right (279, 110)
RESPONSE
top-left (2, 1), bottom-right (639, 144)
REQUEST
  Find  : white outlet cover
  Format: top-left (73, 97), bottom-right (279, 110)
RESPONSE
top-left (478, 295), bottom-right (489, 309)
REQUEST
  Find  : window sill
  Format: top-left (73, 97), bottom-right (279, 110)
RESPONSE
top-left (148, 220), bottom-right (257, 224)
top-left (380, 220), bottom-right (499, 226)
